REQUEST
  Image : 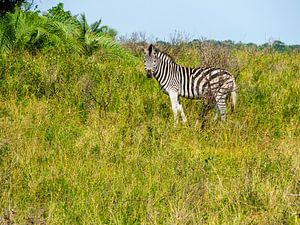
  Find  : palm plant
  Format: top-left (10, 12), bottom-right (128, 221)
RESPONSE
top-left (0, 2), bottom-right (129, 59)
top-left (0, 18), bottom-right (13, 54)
top-left (90, 19), bottom-right (117, 38)
top-left (77, 13), bottom-right (120, 55)
top-left (0, 7), bottom-right (83, 54)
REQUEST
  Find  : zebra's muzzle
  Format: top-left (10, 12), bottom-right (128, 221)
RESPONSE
top-left (146, 70), bottom-right (153, 78)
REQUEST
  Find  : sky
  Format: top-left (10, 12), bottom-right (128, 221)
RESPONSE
top-left (37, 0), bottom-right (300, 45)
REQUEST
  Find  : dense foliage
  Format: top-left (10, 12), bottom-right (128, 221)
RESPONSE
top-left (0, 3), bottom-right (117, 55)
top-left (0, 4), bottom-right (300, 225)
top-left (0, 0), bottom-right (26, 15)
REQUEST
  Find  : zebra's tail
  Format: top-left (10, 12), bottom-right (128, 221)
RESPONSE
top-left (230, 81), bottom-right (237, 112)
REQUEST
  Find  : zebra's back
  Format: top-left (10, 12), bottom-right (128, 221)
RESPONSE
top-left (179, 67), bottom-right (235, 100)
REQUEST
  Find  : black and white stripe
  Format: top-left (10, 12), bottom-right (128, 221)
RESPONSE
top-left (144, 44), bottom-right (237, 127)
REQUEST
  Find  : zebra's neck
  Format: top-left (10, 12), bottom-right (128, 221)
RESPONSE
top-left (153, 51), bottom-right (193, 95)
top-left (154, 51), bottom-right (178, 81)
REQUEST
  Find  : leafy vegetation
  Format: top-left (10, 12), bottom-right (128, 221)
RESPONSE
top-left (0, 3), bottom-right (117, 55)
top-left (0, 3), bottom-right (300, 225)
top-left (0, 0), bottom-right (26, 15)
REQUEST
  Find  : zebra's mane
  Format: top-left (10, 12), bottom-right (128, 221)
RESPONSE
top-left (156, 49), bottom-right (176, 64)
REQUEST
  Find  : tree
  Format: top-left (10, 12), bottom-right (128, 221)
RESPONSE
top-left (0, 0), bottom-right (25, 15)
top-left (272, 40), bottom-right (286, 52)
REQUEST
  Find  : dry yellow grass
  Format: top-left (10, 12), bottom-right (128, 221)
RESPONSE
top-left (0, 47), bottom-right (300, 224)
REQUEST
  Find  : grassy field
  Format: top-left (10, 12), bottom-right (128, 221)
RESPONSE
top-left (0, 44), bottom-right (300, 224)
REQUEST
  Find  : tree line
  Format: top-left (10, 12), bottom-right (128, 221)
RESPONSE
top-left (1, 1), bottom-right (299, 55)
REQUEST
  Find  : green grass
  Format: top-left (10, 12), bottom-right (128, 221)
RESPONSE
top-left (0, 46), bottom-right (300, 224)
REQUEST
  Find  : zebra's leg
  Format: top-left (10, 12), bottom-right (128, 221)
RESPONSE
top-left (177, 104), bottom-right (187, 123)
top-left (214, 105), bottom-right (220, 121)
top-left (201, 104), bottom-right (209, 129)
top-left (199, 102), bottom-right (213, 129)
top-left (216, 96), bottom-right (227, 122)
top-left (177, 98), bottom-right (187, 123)
top-left (169, 92), bottom-right (179, 124)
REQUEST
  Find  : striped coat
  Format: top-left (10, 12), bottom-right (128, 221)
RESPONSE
top-left (144, 44), bottom-right (237, 127)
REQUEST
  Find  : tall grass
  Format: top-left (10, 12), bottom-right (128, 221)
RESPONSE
top-left (0, 42), bottom-right (300, 224)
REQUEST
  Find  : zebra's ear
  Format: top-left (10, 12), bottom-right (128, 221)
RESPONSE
top-left (148, 44), bottom-right (153, 55)
top-left (148, 44), bottom-right (157, 56)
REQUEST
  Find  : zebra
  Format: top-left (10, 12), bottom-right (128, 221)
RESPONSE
top-left (144, 44), bottom-right (237, 128)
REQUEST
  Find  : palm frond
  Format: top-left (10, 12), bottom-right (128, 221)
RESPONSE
top-left (90, 19), bottom-right (102, 33)
top-left (0, 21), bottom-right (13, 53)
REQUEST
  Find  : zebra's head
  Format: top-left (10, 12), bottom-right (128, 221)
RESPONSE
top-left (144, 44), bottom-right (158, 78)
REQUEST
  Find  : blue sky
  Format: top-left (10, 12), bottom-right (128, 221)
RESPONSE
top-left (37, 0), bottom-right (300, 44)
